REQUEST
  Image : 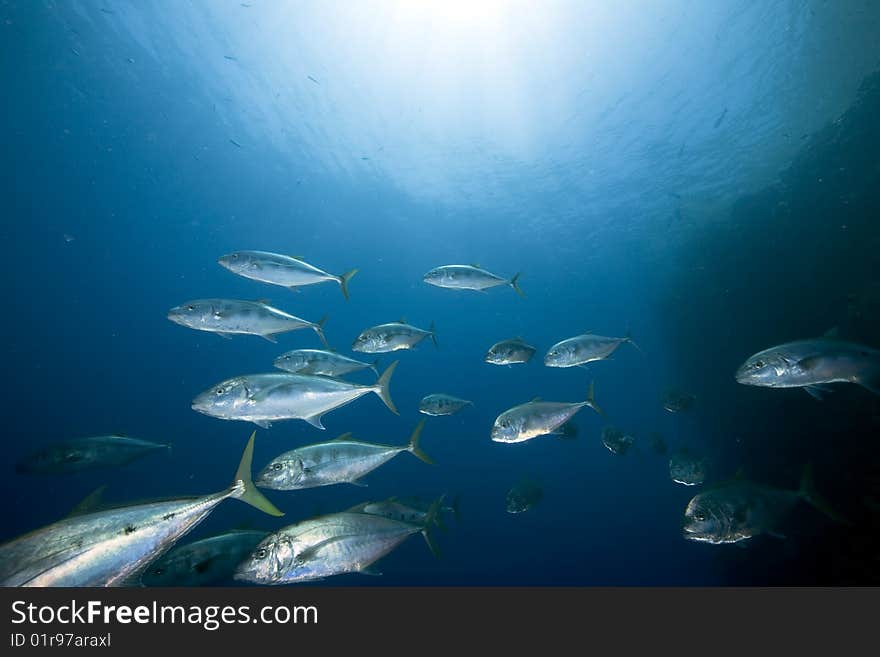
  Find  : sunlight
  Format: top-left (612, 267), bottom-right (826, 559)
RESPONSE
top-left (393, 0), bottom-right (508, 29)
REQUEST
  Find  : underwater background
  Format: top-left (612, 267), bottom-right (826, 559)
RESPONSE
top-left (2, 0), bottom-right (879, 585)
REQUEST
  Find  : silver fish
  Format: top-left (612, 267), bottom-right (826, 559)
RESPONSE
top-left (352, 321), bottom-right (437, 353)
top-left (491, 382), bottom-right (604, 444)
top-left (255, 421), bottom-right (432, 490)
top-left (347, 495), bottom-right (458, 526)
top-left (484, 337), bottom-right (536, 366)
top-left (601, 426), bottom-right (634, 455)
top-left (735, 337), bottom-right (880, 399)
top-left (16, 435), bottom-right (170, 475)
top-left (418, 393), bottom-right (472, 416)
top-left (505, 479), bottom-right (543, 514)
top-left (669, 448), bottom-right (708, 486)
top-left (218, 250), bottom-right (358, 300)
top-left (544, 330), bottom-right (640, 368)
top-left (423, 264), bottom-right (524, 297)
top-left (0, 433), bottom-right (283, 587)
top-left (167, 298), bottom-right (328, 346)
top-left (273, 349), bottom-right (378, 377)
top-left (191, 361), bottom-right (399, 429)
top-left (662, 389), bottom-right (696, 413)
top-left (141, 529), bottom-right (268, 587)
top-left (234, 504), bottom-right (441, 584)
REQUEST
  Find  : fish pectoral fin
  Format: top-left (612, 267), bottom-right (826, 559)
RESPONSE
top-left (347, 479), bottom-right (368, 488)
top-left (804, 386), bottom-right (829, 401)
top-left (287, 286), bottom-right (302, 293)
top-left (252, 420), bottom-right (272, 429)
top-left (260, 334), bottom-right (279, 344)
top-left (298, 535), bottom-right (354, 562)
top-left (796, 355), bottom-right (822, 371)
top-left (304, 414), bottom-right (326, 430)
top-left (359, 565), bottom-right (383, 576)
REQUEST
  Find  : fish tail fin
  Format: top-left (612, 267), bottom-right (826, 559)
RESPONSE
top-left (429, 320), bottom-right (439, 348)
top-left (421, 497), bottom-right (443, 559)
top-left (856, 371), bottom-right (880, 396)
top-left (369, 358), bottom-right (381, 376)
top-left (338, 269), bottom-right (358, 301)
top-left (406, 418), bottom-right (433, 464)
top-left (374, 360), bottom-right (400, 415)
top-left (585, 380), bottom-right (605, 417)
top-left (313, 315), bottom-right (329, 348)
top-left (509, 272), bottom-right (525, 297)
top-left (799, 463), bottom-right (850, 525)
top-left (231, 431), bottom-right (285, 517)
top-left (624, 326), bottom-right (643, 353)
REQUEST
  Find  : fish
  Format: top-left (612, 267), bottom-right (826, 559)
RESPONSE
top-left (217, 250), bottom-right (358, 300)
top-left (352, 320), bottom-right (437, 353)
top-left (191, 361), bottom-right (399, 429)
top-left (505, 479), bottom-right (543, 514)
top-left (646, 432), bottom-right (668, 456)
top-left (661, 389), bottom-right (696, 413)
top-left (273, 349), bottom-right (378, 377)
top-left (418, 393), bottom-right (472, 416)
top-left (491, 382), bottom-right (604, 444)
top-left (669, 447), bottom-right (708, 486)
top-left (347, 495), bottom-right (459, 527)
top-left (544, 330), bottom-right (640, 368)
top-left (423, 264), bottom-right (524, 297)
top-left (0, 432), bottom-right (283, 587)
top-left (601, 426), bottom-right (634, 455)
top-left (167, 298), bottom-right (328, 346)
top-left (735, 336), bottom-right (880, 399)
top-left (141, 529), bottom-right (268, 587)
top-left (713, 107), bottom-right (728, 128)
top-left (682, 466), bottom-right (843, 545)
top-left (16, 435), bottom-right (170, 475)
top-left (484, 337), bottom-right (536, 366)
top-left (255, 420), bottom-right (432, 490)
top-left (234, 503), bottom-right (441, 584)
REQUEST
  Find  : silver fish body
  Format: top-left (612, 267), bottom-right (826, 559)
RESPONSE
top-left (484, 337), bottom-right (536, 365)
top-left (352, 322), bottom-right (437, 353)
top-left (218, 250), bottom-right (358, 300)
top-left (601, 426), bottom-right (634, 455)
top-left (16, 435), bottom-right (169, 475)
top-left (669, 448), bottom-right (708, 486)
top-left (505, 480), bottom-right (543, 514)
top-left (491, 383), bottom-right (603, 444)
top-left (423, 265), bottom-right (523, 296)
top-left (544, 332), bottom-right (637, 368)
top-left (418, 393), bottom-right (472, 416)
top-left (273, 349), bottom-right (377, 377)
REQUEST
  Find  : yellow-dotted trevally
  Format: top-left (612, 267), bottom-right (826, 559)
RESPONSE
top-left (218, 250), bottom-right (358, 300)
top-left (191, 361), bottom-right (399, 429)
top-left (423, 264), bottom-right (524, 297)
top-left (273, 348), bottom-right (378, 377)
top-left (0, 433), bottom-right (283, 587)
top-left (491, 382), bottom-right (604, 444)
top-left (255, 420), bottom-right (432, 491)
top-left (352, 321), bottom-right (437, 353)
top-left (484, 337), bottom-right (536, 366)
top-left (418, 393), bottom-right (472, 416)
top-left (234, 502), bottom-right (441, 584)
top-left (544, 330), bottom-right (640, 368)
top-left (167, 298), bottom-right (328, 346)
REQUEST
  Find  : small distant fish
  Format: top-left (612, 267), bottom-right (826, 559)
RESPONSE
top-left (423, 265), bottom-right (524, 297)
top-left (307, 75), bottom-right (319, 84)
top-left (601, 426), bottom-right (634, 455)
top-left (682, 466), bottom-right (843, 544)
top-left (484, 337), bottom-right (536, 366)
top-left (229, 139), bottom-right (242, 148)
top-left (167, 298), bottom-right (328, 346)
top-left (418, 393), bottom-right (472, 416)
top-left (544, 330), bottom-right (640, 368)
top-left (662, 389), bottom-right (696, 413)
top-left (141, 530), bottom-right (268, 586)
top-left (713, 107), bottom-right (728, 128)
top-left (192, 361), bottom-right (399, 430)
top-left (348, 495), bottom-right (459, 526)
top-left (63, 233), bottom-right (75, 243)
top-left (255, 421), bottom-right (432, 491)
top-left (735, 334), bottom-right (880, 398)
top-left (505, 479), bottom-right (543, 514)
top-left (646, 432), bottom-right (668, 456)
top-left (274, 349), bottom-right (378, 377)
top-left (218, 251), bottom-right (358, 300)
top-left (353, 320), bottom-right (437, 353)
top-left (16, 436), bottom-right (170, 475)
top-left (669, 447), bottom-right (708, 486)
top-left (491, 382), bottom-right (604, 444)
top-left (224, 55), bottom-right (238, 61)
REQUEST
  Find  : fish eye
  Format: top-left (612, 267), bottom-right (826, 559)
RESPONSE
top-left (231, 254), bottom-right (238, 259)
top-left (215, 387), bottom-right (225, 395)
top-left (187, 305), bottom-right (195, 311)
top-left (754, 360), bottom-right (765, 368)
top-left (255, 549), bottom-right (267, 559)
top-left (694, 512), bottom-right (706, 522)
top-left (272, 463), bottom-right (282, 471)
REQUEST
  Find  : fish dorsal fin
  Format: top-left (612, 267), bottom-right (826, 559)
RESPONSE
top-left (470, 263), bottom-right (482, 268)
top-left (288, 254), bottom-right (305, 260)
top-left (66, 484), bottom-right (108, 518)
top-left (255, 298), bottom-right (272, 305)
top-left (331, 432), bottom-right (354, 442)
top-left (530, 396), bottom-right (542, 403)
top-left (823, 326), bottom-right (840, 338)
top-left (398, 316), bottom-right (407, 324)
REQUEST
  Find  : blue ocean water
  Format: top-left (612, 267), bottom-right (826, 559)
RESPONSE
top-left (2, 1), bottom-right (880, 586)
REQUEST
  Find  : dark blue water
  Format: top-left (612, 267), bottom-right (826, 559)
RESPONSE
top-left (3, 1), bottom-right (879, 586)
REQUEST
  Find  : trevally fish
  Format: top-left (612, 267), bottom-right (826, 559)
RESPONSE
top-left (423, 264), bottom-right (524, 297)
top-left (218, 250), bottom-right (358, 300)
top-left (484, 337), bottom-right (536, 366)
top-left (682, 466), bottom-right (843, 545)
top-left (167, 298), bottom-right (328, 346)
top-left (16, 435), bottom-right (170, 475)
top-left (255, 420), bottom-right (432, 491)
top-left (234, 504), bottom-right (441, 584)
top-left (418, 393), bottom-right (472, 416)
top-left (347, 495), bottom-right (459, 526)
top-left (735, 336), bottom-right (880, 399)
top-left (141, 529), bottom-right (268, 587)
top-left (274, 349), bottom-right (378, 377)
top-left (491, 382), bottom-right (604, 444)
top-left (352, 320), bottom-right (437, 353)
top-left (601, 426), bottom-right (634, 455)
top-left (544, 330), bottom-right (640, 368)
top-left (662, 389), bottom-right (696, 413)
top-left (505, 479), bottom-right (543, 514)
top-left (191, 361), bottom-right (399, 429)
top-left (0, 433), bottom-right (283, 587)
top-left (669, 447), bottom-right (708, 486)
